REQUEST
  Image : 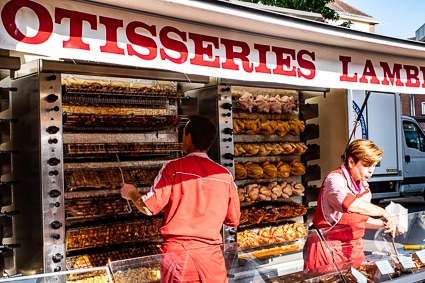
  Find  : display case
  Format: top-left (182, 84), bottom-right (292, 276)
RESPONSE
top-left (100, 214), bottom-right (425, 283)
top-left (109, 243), bottom-right (240, 283)
top-left (0, 266), bottom-right (112, 282)
top-left (244, 211), bottom-right (425, 283)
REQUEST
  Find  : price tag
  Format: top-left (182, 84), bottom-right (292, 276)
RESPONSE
top-left (398, 255), bottom-right (415, 269)
top-left (375, 260), bottom-right (395, 275)
top-left (350, 267), bottom-right (368, 283)
top-left (416, 249), bottom-right (425, 263)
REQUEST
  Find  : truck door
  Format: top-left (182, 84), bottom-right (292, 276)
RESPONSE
top-left (351, 91), bottom-right (401, 178)
top-left (402, 117), bottom-right (425, 194)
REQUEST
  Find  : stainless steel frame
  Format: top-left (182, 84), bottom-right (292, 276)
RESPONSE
top-left (11, 71), bottom-right (65, 274)
top-left (184, 85), bottom-right (235, 176)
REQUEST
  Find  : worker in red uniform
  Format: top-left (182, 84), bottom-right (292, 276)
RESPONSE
top-left (121, 115), bottom-right (241, 283)
top-left (303, 139), bottom-right (398, 274)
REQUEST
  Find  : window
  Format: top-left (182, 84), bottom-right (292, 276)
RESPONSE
top-left (422, 102), bottom-right (425, 115)
top-left (403, 121), bottom-right (425, 152)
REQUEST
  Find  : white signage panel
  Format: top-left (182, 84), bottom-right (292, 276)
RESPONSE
top-left (1, 0), bottom-right (425, 93)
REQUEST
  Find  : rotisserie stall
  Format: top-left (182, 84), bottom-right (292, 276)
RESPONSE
top-left (7, 59), bottom-right (208, 277)
top-left (5, 58), bottom-right (425, 283)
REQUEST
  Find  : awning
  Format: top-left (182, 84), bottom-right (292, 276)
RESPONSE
top-left (2, 0), bottom-right (425, 93)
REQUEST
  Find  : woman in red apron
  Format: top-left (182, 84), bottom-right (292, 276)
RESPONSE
top-left (303, 139), bottom-right (398, 274)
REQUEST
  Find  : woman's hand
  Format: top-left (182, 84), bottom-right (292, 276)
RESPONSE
top-left (382, 213), bottom-right (398, 237)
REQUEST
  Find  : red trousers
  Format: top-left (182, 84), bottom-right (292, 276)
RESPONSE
top-left (160, 239), bottom-right (227, 283)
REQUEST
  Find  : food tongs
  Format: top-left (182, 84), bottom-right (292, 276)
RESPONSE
top-left (317, 229), bottom-right (347, 283)
top-left (390, 232), bottom-right (399, 257)
top-left (116, 153), bottom-right (132, 213)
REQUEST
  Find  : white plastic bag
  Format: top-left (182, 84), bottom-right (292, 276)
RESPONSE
top-left (385, 201), bottom-right (408, 233)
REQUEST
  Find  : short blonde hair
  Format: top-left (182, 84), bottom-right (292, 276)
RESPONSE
top-left (345, 139), bottom-right (383, 166)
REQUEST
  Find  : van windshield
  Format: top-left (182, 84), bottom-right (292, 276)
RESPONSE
top-left (403, 121), bottom-right (425, 152)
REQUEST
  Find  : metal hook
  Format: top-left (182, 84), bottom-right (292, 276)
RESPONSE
top-left (116, 153), bottom-right (132, 213)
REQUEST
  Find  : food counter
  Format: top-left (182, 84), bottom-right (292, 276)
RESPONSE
top-left (105, 211), bottom-right (425, 283)
top-left (228, 211), bottom-right (425, 283)
top-left (56, 211), bottom-right (415, 283)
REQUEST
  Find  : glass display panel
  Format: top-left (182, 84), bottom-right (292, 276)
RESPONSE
top-left (109, 243), bottom-right (241, 283)
top-left (0, 266), bottom-right (112, 283)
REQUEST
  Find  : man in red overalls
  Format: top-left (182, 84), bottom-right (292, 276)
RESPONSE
top-left (303, 139), bottom-right (397, 274)
top-left (121, 115), bottom-right (241, 283)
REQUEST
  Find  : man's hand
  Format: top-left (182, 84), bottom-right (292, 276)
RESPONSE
top-left (120, 183), bottom-right (153, 216)
top-left (121, 183), bottom-right (140, 202)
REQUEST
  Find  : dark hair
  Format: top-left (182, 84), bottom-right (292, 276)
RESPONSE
top-left (185, 115), bottom-right (217, 151)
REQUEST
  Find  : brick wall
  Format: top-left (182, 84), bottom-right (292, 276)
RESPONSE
top-left (400, 93), bottom-right (411, 115)
top-left (401, 93), bottom-right (425, 129)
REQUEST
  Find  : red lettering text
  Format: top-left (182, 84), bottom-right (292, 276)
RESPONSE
top-left (99, 16), bottom-right (124, 54)
top-left (297, 49), bottom-right (315, 79)
top-left (339, 56), bottom-right (357, 82)
top-left (159, 26), bottom-right (188, 64)
top-left (221, 38), bottom-right (254, 72)
top-left (272, 47), bottom-right (296, 77)
top-left (189, 33), bottom-right (220, 68)
top-left (2, 0), bottom-right (52, 44)
top-left (380, 62), bottom-right (404, 86)
top-left (126, 21), bottom-right (157, 60)
top-left (359, 59), bottom-right (380, 84)
top-left (404, 65), bottom-right (421, 87)
top-left (253, 44), bottom-right (272, 74)
top-left (55, 8), bottom-right (97, 50)
top-left (421, 67), bottom-right (425, 88)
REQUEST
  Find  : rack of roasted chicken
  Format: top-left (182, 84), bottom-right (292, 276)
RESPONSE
top-left (228, 86), bottom-right (311, 268)
top-left (61, 77), bottom-right (181, 132)
top-left (62, 105), bottom-right (178, 132)
top-left (64, 142), bottom-right (182, 157)
top-left (66, 217), bottom-right (163, 251)
top-left (58, 76), bottom-right (182, 272)
top-left (63, 78), bottom-right (180, 97)
top-left (63, 160), bottom-right (162, 191)
top-left (232, 87), bottom-right (298, 115)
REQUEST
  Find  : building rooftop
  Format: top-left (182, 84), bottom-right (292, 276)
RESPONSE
top-left (327, 0), bottom-right (379, 23)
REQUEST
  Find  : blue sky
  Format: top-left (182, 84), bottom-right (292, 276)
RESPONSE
top-left (343, 0), bottom-right (425, 40)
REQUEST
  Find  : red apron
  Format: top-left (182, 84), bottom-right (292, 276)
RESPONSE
top-left (303, 168), bottom-right (370, 274)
